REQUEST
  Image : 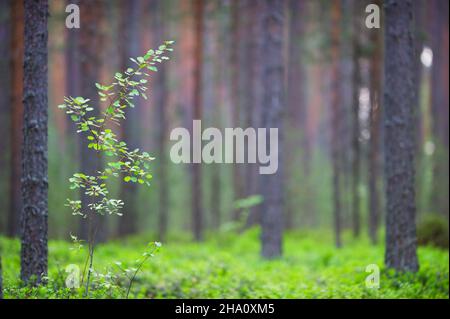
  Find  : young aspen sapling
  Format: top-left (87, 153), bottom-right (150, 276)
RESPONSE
top-left (59, 41), bottom-right (174, 296)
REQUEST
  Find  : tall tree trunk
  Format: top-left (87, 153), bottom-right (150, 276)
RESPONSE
top-left (65, 0), bottom-right (80, 136)
top-left (330, 0), bottom-right (342, 248)
top-left (368, 0), bottom-right (383, 245)
top-left (78, 0), bottom-right (105, 241)
top-left (429, 0), bottom-right (449, 219)
top-left (260, 0), bottom-right (285, 259)
top-left (290, 0), bottom-right (308, 170)
top-left (230, 0), bottom-right (243, 221)
top-left (412, 0), bottom-right (427, 220)
top-left (151, 0), bottom-right (169, 242)
top-left (65, 0), bottom-right (80, 218)
top-left (117, 0), bottom-right (141, 237)
top-left (245, 0), bottom-right (264, 228)
top-left (192, 0), bottom-right (204, 241)
top-left (8, 0), bottom-right (24, 237)
top-left (49, 0), bottom-right (67, 151)
top-left (20, 0), bottom-right (48, 285)
top-left (384, 0), bottom-right (419, 272)
top-left (203, 0), bottom-right (215, 231)
top-left (0, 0), bottom-right (11, 234)
top-left (350, 1), bottom-right (361, 238)
top-left (339, 0), bottom-right (354, 233)
top-left (413, 0), bottom-right (425, 155)
top-left (285, 0), bottom-right (307, 229)
top-left (210, 0), bottom-right (225, 230)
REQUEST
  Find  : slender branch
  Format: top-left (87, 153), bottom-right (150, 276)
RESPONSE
top-left (125, 245), bottom-right (158, 299)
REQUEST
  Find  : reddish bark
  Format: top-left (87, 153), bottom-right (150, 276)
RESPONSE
top-left (192, 0), bottom-right (204, 241)
top-left (8, 0), bottom-right (24, 237)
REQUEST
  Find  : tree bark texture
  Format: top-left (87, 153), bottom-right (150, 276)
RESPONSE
top-left (384, 0), bottom-right (419, 272)
top-left (20, 0), bottom-right (49, 285)
top-left (260, 0), bottom-right (285, 259)
top-left (8, 0), bottom-right (24, 237)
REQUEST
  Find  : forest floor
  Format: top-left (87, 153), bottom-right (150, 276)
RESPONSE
top-left (1, 229), bottom-right (448, 299)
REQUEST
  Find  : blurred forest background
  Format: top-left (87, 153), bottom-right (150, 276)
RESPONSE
top-left (0, 0), bottom-right (448, 248)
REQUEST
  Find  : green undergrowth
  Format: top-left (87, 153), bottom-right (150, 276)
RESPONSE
top-left (0, 228), bottom-right (448, 299)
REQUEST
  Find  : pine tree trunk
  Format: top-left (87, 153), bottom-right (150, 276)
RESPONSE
top-left (0, 0), bottom-right (11, 234)
top-left (285, 0), bottom-right (307, 229)
top-left (260, 0), bottom-right (285, 259)
top-left (210, 0), bottom-right (224, 230)
top-left (286, 0), bottom-right (307, 151)
top-left (339, 0), bottom-right (354, 233)
top-left (65, 0), bottom-right (80, 134)
top-left (151, 0), bottom-right (169, 242)
top-left (118, 0), bottom-right (141, 237)
top-left (351, 2), bottom-right (361, 238)
top-left (245, 0), bottom-right (264, 228)
top-left (429, 0), bottom-right (449, 219)
top-left (230, 1), bottom-right (244, 221)
top-left (368, 0), bottom-right (383, 245)
top-left (20, 0), bottom-right (48, 285)
top-left (78, 0), bottom-right (105, 241)
top-left (192, 0), bottom-right (204, 241)
top-left (330, 0), bottom-right (342, 248)
top-left (8, 0), bottom-right (24, 237)
top-left (384, 0), bottom-right (419, 272)
top-left (49, 0), bottom-right (67, 151)
top-left (412, 0), bottom-right (425, 155)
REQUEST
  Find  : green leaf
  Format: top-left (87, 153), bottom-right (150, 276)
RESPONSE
top-left (129, 89), bottom-right (139, 96)
top-left (108, 162), bottom-right (121, 169)
top-left (74, 97), bottom-right (89, 104)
